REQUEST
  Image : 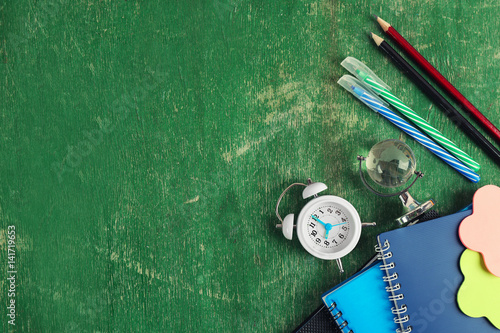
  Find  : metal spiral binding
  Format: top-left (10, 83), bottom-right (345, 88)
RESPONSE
top-left (375, 241), bottom-right (412, 333)
top-left (375, 239), bottom-right (391, 252)
top-left (389, 294), bottom-right (404, 301)
top-left (392, 304), bottom-right (407, 315)
top-left (327, 302), bottom-right (353, 333)
top-left (380, 262), bottom-right (395, 270)
top-left (381, 251), bottom-right (393, 260)
top-left (383, 272), bottom-right (398, 282)
top-left (386, 283), bottom-right (401, 292)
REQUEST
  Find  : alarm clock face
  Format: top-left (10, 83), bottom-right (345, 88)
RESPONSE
top-left (296, 195), bottom-right (362, 260)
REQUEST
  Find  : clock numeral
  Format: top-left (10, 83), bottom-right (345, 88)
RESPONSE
top-left (327, 208), bottom-right (333, 213)
top-left (341, 217), bottom-right (347, 222)
top-left (342, 226), bottom-right (347, 231)
top-left (311, 230), bottom-right (317, 236)
top-left (332, 239), bottom-right (337, 245)
top-left (312, 214), bottom-right (319, 219)
top-left (324, 241), bottom-right (330, 246)
top-left (339, 233), bottom-right (345, 239)
top-left (335, 210), bottom-right (341, 215)
top-left (319, 210), bottom-right (324, 214)
top-left (309, 222), bottom-right (316, 228)
top-left (316, 238), bottom-right (321, 243)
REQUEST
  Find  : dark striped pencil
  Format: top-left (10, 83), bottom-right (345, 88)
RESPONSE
top-left (375, 16), bottom-right (500, 145)
top-left (370, 32), bottom-right (500, 166)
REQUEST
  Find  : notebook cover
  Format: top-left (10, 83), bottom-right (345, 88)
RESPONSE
top-left (292, 305), bottom-right (341, 333)
top-left (377, 210), bottom-right (498, 332)
top-left (321, 262), bottom-right (398, 333)
top-left (293, 209), bottom-right (442, 333)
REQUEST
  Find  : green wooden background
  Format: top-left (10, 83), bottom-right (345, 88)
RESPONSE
top-left (1, 0), bottom-right (499, 332)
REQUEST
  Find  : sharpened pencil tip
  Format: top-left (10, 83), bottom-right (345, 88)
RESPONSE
top-left (371, 32), bottom-right (384, 46)
top-left (372, 14), bottom-right (378, 19)
top-left (375, 16), bottom-right (391, 31)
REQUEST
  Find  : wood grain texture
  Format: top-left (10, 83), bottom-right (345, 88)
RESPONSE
top-left (0, 0), bottom-right (499, 332)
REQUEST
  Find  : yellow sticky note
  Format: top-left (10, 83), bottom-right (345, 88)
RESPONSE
top-left (457, 249), bottom-right (500, 329)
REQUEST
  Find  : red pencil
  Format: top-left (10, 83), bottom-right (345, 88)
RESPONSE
top-left (375, 16), bottom-right (500, 145)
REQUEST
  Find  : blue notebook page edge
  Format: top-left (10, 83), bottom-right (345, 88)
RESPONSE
top-left (322, 261), bottom-right (398, 333)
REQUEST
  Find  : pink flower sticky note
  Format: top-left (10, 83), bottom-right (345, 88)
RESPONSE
top-left (459, 185), bottom-right (500, 277)
top-left (457, 249), bottom-right (500, 329)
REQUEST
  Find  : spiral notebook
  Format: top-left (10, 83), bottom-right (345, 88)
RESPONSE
top-left (377, 210), bottom-right (498, 332)
top-left (321, 261), bottom-right (399, 333)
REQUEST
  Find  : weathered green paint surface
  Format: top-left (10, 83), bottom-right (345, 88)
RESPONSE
top-left (1, 0), bottom-right (499, 332)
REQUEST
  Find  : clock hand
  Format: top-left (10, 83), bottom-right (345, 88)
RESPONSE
top-left (324, 222), bottom-right (347, 239)
top-left (324, 223), bottom-right (332, 239)
top-left (312, 215), bottom-right (333, 239)
top-left (312, 216), bottom-right (347, 228)
top-left (311, 215), bottom-right (327, 226)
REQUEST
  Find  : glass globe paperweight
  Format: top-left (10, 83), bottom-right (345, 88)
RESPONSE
top-left (357, 139), bottom-right (435, 225)
top-left (366, 139), bottom-right (416, 188)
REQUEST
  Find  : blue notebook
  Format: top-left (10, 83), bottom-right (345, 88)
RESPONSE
top-left (377, 210), bottom-right (498, 332)
top-left (321, 261), bottom-right (399, 333)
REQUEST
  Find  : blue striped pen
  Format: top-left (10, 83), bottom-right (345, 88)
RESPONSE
top-left (355, 68), bottom-right (480, 172)
top-left (350, 85), bottom-right (480, 183)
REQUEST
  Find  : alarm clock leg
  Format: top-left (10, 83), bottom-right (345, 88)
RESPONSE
top-left (336, 258), bottom-right (344, 273)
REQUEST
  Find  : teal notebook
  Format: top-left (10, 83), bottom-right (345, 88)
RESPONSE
top-left (321, 261), bottom-right (399, 333)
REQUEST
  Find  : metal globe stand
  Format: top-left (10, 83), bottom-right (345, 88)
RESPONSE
top-left (357, 155), bottom-right (435, 225)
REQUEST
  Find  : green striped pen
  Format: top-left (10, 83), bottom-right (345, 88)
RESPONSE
top-left (356, 68), bottom-right (480, 172)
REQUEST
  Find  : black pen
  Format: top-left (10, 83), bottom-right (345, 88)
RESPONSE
top-left (371, 32), bottom-right (500, 166)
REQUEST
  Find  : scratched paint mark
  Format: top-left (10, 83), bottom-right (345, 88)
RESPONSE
top-left (0, 229), bottom-right (32, 251)
top-left (53, 291), bottom-right (62, 301)
top-left (95, 246), bottom-right (164, 281)
top-left (95, 246), bottom-right (195, 294)
top-left (0, 230), bottom-right (6, 248)
top-left (199, 288), bottom-right (238, 302)
top-left (306, 2), bottom-right (318, 16)
top-left (256, 81), bottom-right (303, 110)
top-left (417, 43), bottom-right (432, 51)
top-left (95, 245), bottom-right (242, 303)
top-left (184, 195), bottom-right (200, 204)
top-left (223, 132), bottom-right (276, 163)
top-left (235, 142), bottom-right (252, 156)
top-left (224, 80), bottom-right (321, 162)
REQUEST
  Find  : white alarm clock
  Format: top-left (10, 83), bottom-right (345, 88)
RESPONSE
top-left (276, 179), bottom-right (373, 272)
